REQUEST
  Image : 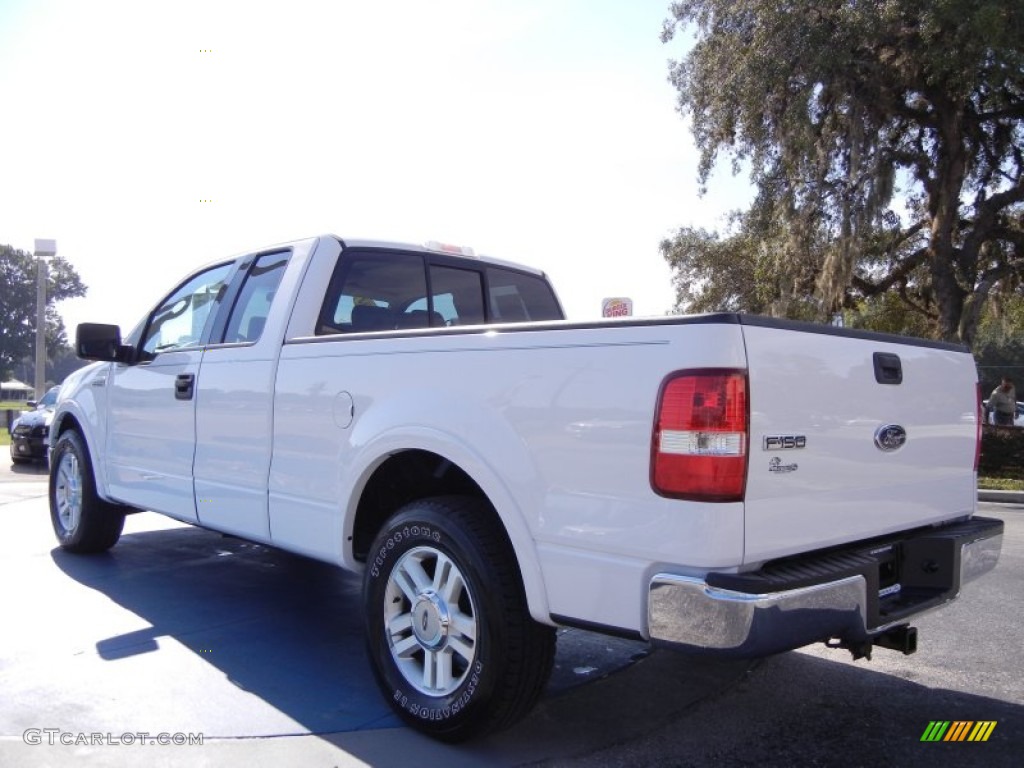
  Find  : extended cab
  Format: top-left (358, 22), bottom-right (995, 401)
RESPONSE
top-left (49, 235), bottom-right (1003, 741)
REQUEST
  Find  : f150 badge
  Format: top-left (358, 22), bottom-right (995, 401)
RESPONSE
top-left (763, 435), bottom-right (807, 450)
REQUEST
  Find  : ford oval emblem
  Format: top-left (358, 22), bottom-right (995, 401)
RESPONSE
top-left (874, 424), bottom-right (907, 452)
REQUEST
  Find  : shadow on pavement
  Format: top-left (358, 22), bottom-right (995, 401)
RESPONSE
top-left (26, 518), bottom-right (1022, 765)
top-left (5, 460), bottom-right (48, 477)
top-left (527, 647), bottom-right (1024, 768)
top-left (42, 523), bottom-right (692, 763)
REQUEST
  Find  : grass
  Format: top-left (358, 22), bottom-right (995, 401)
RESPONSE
top-left (2, 400), bottom-right (31, 447)
top-left (978, 476), bottom-right (1024, 491)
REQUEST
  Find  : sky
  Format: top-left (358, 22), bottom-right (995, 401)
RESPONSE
top-left (1, 0), bottom-right (752, 334)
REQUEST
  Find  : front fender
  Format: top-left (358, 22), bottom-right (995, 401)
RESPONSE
top-left (52, 362), bottom-right (112, 499)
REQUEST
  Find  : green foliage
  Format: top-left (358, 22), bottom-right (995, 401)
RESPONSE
top-left (0, 244), bottom-right (87, 382)
top-left (979, 425), bottom-right (1024, 480)
top-left (663, 0), bottom-right (1024, 344)
top-left (973, 293), bottom-right (1024, 392)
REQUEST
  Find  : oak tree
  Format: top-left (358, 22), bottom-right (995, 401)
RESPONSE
top-left (662, 0), bottom-right (1024, 344)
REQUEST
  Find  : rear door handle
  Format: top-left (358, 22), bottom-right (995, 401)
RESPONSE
top-left (175, 373), bottom-right (195, 401)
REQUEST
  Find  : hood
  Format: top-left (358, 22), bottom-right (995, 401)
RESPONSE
top-left (15, 407), bottom-right (54, 428)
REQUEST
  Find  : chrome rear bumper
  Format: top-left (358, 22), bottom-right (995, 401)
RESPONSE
top-left (648, 517), bottom-right (1003, 657)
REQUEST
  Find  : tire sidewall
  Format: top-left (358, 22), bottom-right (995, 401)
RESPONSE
top-left (49, 431), bottom-right (89, 547)
top-left (364, 504), bottom-right (504, 736)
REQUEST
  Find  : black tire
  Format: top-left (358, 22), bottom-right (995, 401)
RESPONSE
top-left (49, 430), bottom-right (125, 553)
top-left (363, 496), bottom-right (556, 742)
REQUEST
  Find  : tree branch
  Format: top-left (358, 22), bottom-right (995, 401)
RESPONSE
top-left (853, 245), bottom-right (929, 296)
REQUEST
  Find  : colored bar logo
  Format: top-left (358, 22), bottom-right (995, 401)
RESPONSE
top-left (921, 721), bottom-right (997, 742)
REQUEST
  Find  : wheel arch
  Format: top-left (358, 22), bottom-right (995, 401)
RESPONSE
top-left (50, 411), bottom-right (111, 501)
top-left (348, 441), bottom-right (551, 625)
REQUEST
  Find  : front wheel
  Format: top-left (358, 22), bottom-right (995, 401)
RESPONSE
top-left (363, 496), bottom-right (555, 742)
top-left (49, 430), bottom-right (125, 553)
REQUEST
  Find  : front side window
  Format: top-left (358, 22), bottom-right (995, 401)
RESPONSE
top-left (222, 252), bottom-right (289, 343)
top-left (140, 263), bottom-right (233, 356)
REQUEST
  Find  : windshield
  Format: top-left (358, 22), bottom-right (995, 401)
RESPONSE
top-left (39, 387), bottom-right (59, 408)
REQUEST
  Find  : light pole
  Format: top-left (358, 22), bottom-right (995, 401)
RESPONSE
top-left (33, 239), bottom-right (57, 400)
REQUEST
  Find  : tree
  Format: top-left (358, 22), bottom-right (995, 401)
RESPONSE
top-left (662, 0), bottom-right (1024, 344)
top-left (0, 244), bottom-right (87, 382)
top-left (973, 292), bottom-right (1024, 393)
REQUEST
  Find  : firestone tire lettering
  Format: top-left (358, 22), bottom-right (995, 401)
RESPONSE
top-left (363, 496), bottom-right (555, 742)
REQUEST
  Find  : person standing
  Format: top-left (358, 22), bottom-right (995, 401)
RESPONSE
top-left (988, 377), bottom-right (1017, 426)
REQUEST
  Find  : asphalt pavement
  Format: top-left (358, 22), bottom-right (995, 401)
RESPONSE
top-left (1, 459), bottom-right (1021, 766)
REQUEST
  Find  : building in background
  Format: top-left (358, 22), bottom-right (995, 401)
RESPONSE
top-left (1, 379), bottom-right (34, 402)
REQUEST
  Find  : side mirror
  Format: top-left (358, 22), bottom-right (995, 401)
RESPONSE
top-left (77, 323), bottom-right (132, 363)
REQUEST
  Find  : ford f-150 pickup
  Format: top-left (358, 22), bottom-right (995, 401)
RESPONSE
top-left (48, 234), bottom-right (1003, 741)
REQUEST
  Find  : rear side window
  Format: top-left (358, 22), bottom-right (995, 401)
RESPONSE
top-left (487, 267), bottom-right (562, 323)
top-left (220, 252), bottom-right (289, 343)
top-left (318, 252), bottom-right (428, 334)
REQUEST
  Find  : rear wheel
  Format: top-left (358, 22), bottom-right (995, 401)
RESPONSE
top-left (49, 430), bottom-right (125, 553)
top-left (363, 496), bottom-right (555, 742)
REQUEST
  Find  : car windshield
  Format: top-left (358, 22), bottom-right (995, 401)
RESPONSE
top-left (38, 388), bottom-right (59, 408)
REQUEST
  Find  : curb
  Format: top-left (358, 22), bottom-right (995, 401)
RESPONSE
top-left (978, 489), bottom-right (1024, 504)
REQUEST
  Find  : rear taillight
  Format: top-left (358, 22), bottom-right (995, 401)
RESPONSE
top-left (975, 382), bottom-right (982, 472)
top-left (651, 369), bottom-right (748, 501)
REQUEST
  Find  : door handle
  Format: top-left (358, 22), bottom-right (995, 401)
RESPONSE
top-left (873, 352), bottom-right (903, 385)
top-left (175, 373), bottom-right (195, 401)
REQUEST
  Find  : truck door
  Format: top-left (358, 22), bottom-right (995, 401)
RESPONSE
top-left (192, 250), bottom-right (290, 540)
top-left (105, 262), bottom-right (234, 522)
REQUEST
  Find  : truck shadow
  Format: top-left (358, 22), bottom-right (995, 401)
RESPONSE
top-left (47, 522), bottom-right (654, 744)
top-left (48, 523), bottom-right (1022, 765)
top-left (50, 525), bottom-right (394, 735)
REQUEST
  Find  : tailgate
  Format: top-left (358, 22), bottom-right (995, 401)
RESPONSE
top-left (740, 320), bottom-right (978, 564)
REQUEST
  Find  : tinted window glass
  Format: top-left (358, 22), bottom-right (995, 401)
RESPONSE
top-left (222, 252), bottom-right (288, 343)
top-left (141, 263), bottom-right (233, 355)
top-left (319, 251), bottom-right (428, 334)
top-left (487, 268), bottom-right (562, 323)
top-left (429, 266), bottom-right (485, 326)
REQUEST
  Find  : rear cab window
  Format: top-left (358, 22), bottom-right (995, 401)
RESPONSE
top-left (316, 249), bottom-right (563, 336)
top-left (486, 267), bottom-right (562, 323)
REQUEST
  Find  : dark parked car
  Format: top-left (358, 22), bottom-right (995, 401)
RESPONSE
top-left (9, 386), bottom-right (59, 464)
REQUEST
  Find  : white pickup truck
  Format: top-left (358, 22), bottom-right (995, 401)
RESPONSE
top-left (49, 235), bottom-right (1003, 741)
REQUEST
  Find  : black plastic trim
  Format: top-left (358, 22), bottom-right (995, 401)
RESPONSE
top-left (549, 614), bottom-right (645, 642)
top-left (288, 309), bottom-right (968, 350)
top-left (707, 516), bottom-right (1003, 629)
top-left (736, 314), bottom-right (968, 352)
